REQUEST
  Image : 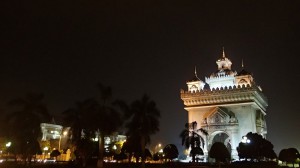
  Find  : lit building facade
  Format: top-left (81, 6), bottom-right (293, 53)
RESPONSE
top-left (40, 123), bottom-right (63, 141)
top-left (180, 49), bottom-right (268, 159)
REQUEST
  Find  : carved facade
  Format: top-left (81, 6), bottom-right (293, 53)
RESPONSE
top-left (180, 49), bottom-right (268, 159)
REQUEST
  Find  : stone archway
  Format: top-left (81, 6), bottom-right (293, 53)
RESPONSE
top-left (209, 131), bottom-right (231, 153)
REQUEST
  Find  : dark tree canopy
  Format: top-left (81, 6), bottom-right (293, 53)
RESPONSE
top-left (114, 151), bottom-right (127, 161)
top-left (236, 132), bottom-right (276, 161)
top-left (50, 149), bottom-right (61, 158)
top-left (6, 93), bottom-right (50, 162)
top-left (121, 135), bottom-right (142, 162)
top-left (209, 142), bottom-right (231, 163)
top-left (62, 83), bottom-right (122, 168)
top-left (279, 148), bottom-right (299, 165)
top-left (163, 144), bottom-right (179, 161)
top-left (117, 94), bottom-right (160, 168)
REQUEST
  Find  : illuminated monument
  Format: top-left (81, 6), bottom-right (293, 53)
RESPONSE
top-left (180, 49), bottom-right (268, 159)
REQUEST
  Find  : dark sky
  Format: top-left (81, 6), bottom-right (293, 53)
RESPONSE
top-left (1, 0), bottom-right (299, 154)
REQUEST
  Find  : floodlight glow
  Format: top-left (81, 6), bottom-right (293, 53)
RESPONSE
top-left (6, 142), bottom-right (11, 147)
top-left (241, 136), bottom-right (250, 143)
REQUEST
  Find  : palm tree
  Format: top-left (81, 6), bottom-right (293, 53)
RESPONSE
top-left (62, 83), bottom-right (122, 168)
top-left (180, 121), bottom-right (208, 162)
top-left (63, 99), bottom-right (96, 144)
top-left (6, 93), bottom-right (50, 163)
top-left (124, 94), bottom-right (160, 168)
top-left (62, 98), bottom-right (97, 167)
top-left (92, 83), bottom-right (122, 168)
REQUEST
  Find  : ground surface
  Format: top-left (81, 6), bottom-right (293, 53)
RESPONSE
top-left (0, 161), bottom-right (281, 168)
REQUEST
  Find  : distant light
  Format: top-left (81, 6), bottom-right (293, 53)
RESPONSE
top-left (43, 147), bottom-right (49, 151)
top-left (113, 145), bottom-right (117, 150)
top-left (94, 138), bottom-right (99, 141)
top-left (159, 149), bottom-right (163, 153)
top-left (6, 142), bottom-right (11, 147)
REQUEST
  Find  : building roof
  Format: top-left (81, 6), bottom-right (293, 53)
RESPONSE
top-left (237, 68), bottom-right (252, 76)
top-left (188, 75), bottom-right (201, 82)
top-left (187, 66), bottom-right (202, 82)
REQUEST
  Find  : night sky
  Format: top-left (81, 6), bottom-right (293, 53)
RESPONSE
top-left (1, 0), bottom-right (299, 154)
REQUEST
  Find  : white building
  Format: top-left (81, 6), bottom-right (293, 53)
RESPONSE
top-left (180, 49), bottom-right (268, 159)
top-left (40, 123), bottom-right (63, 141)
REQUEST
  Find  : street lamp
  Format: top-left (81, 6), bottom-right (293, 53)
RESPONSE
top-left (6, 142), bottom-right (11, 156)
top-left (154, 143), bottom-right (162, 153)
top-left (241, 136), bottom-right (251, 143)
top-left (43, 146), bottom-right (49, 159)
top-left (58, 131), bottom-right (68, 151)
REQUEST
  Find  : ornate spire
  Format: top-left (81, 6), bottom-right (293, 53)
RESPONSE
top-left (242, 59), bottom-right (244, 68)
top-left (222, 47), bottom-right (226, 58)
top-left (188, 66), bottom-right (200, 82)
top-left (237, 58), bottom-right (252, 76)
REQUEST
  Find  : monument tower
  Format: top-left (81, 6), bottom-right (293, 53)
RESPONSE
top-left (180, 49), bottom-right (268, 159)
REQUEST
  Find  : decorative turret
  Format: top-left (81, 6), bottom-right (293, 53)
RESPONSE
top-left (216, 47), bottom-right (233, 71)
top-left (206, 48), bottom-right (237, 89)
top-left (236, 59), bottom-right (254, 87)
top-left (186, 66), bottom-right (205, 92)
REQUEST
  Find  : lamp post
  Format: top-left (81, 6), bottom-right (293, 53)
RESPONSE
top-left (154, 143), bottom-right (162, 153)
top-left (6, 142), bottom-right (11, 157)
top-left (43, 146), bottom-right (49, 159)
top-left (58, 131), bottom-right (68, 151)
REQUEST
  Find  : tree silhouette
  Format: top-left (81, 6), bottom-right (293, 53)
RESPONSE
top-left (50, 149), bottom-right (61, 158)
top-left (62, 98), bottom-right (97, 166)
top-left (209, 142), bottom-right (230, 165)
top-left (6, 93), bottom-right (50, 163)
top-left (117, 94), bottom-right (160, 168)
top-left (114, 150), bottom-right (127, 162)
top-left (63, 98), bottom-right (96, 143)
top-left (180, 121), bottom-right (208, 162)
top-left (163, 144), bottom-right (179, 161)
top-left (236, 132), bottom-right (276, 161)
top-left (279, 148), bottom-right (299, 167)
top-left (62, 83), bottom-right (122, 168)
top-left (121, 134), bottom-right (141, 162)
top-left (92, 83), bottom-right (122, 168)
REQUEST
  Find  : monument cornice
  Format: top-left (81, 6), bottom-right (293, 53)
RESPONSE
top-left (180, 85), bottom-right (268, 111)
